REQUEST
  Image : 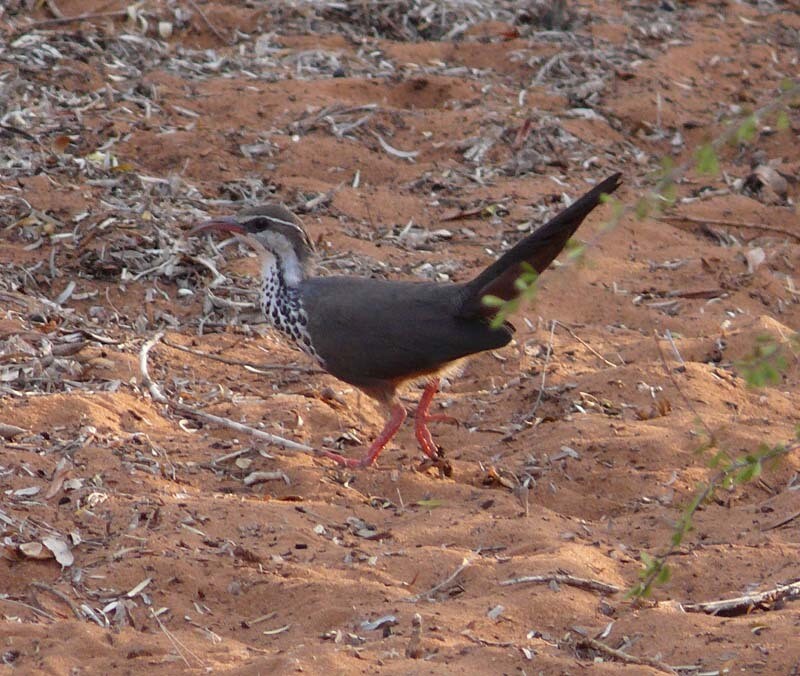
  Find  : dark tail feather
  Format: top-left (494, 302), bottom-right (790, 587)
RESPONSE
top-left (456, 173), bottom-right (622, 319)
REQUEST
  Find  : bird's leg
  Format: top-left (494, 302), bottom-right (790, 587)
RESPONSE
top-left (414, 378), bottom-right (453, 459)
top-left (321, 403), bottom-right (407, 468)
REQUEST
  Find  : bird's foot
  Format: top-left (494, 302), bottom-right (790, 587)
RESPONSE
top-left (414, 378), bottom-right (459, 460)
top-left (416, 446), bottom-right (453, 478)
top-left (319, 448), bottom-right (371, 468)
top-left (321, 402), bottom-right (408, 469)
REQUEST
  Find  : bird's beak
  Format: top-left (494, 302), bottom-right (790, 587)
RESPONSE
top-left (188, 216), bottom-right (247, 237)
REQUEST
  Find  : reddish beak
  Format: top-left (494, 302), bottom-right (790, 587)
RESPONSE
top-left (188, 216), bottom-right (246, 236)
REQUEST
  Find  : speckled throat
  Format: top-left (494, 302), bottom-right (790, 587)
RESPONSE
top-left (259, 258), bottom-right (318, 361)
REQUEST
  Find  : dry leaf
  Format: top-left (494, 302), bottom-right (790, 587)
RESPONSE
top-left (13, 486), bottom-right (40, 498)
top-left (745, 247), bottom-right (766, 274)
top-left (45, 458), bottom-right (72, 499)
top-left (42, 537), bottom-right (74, 567)
top-left (127, 577), bottom-right (152, 598)
top-left (19, 542), bottom-right (53, 560)
top-left (0, 423), bottom-right (27, 439)
top-left (52, 135), bottom-right (70, 154)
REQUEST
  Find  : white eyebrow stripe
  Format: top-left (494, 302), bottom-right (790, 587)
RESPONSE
top-left (241, 215), bottom-right (299, 229)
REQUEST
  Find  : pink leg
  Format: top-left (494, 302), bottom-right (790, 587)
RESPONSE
top-left (321, 403), bottom-right (407, 468)
top-left (414, 379), bottom-right (446, 460)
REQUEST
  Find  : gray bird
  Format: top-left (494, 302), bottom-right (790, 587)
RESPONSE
top-left (190, 173), bottom-right (622, 467)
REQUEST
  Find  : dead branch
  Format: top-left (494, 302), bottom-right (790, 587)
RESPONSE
top-left (555, 320), bottom-right (618, 368)
top-left (243, 470), bottom-right (290, 486)
top-left (139, 332), bottom-right (317, 456)
top-left (682, 579), bottom-right (800, 616)
top-left (161, 336), bottom-right (325, 374)
top-left (26, 9), bottom-right (128, 27)
top-left (0, 595), bottom-right (57, 621)
top-left (461, 631), bottom-right (514, 648)
top-left (186, 0), bottom-right (231, 45)
top-left (762, 509), bottom-right (800, 531)
top-left (405, 557), bottom-right (471, 603)
top-left (30, 582), bottom-right (82, 621)
top-left (659, 215), bottom-right (800, 242)
top-left (500, 573), bottom-right (620, 595)
top-left (527, 319), bottom-right (556, 420)
top-left (652, 329), bottom-right (716, 442)
top-left (575, 635), bottom-right (678, 674)
top-left (150, 609), bottom-right (204, 668)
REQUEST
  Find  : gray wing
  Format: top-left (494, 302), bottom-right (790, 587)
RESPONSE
top-left (299, 277), bottom-right (512, 387)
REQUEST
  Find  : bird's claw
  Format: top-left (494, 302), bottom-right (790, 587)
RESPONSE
top-left (416, 447), bottom-right (453, 478)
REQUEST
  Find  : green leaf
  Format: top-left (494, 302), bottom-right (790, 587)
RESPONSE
top-left (481, 294), bottom-right (505, 307)
top-left (708, 449), bottom-right (730, 469)
top-left (513, 277), bottom-right (529, 292)
top-left (776, 111), bottom-right (790, 132)
top-left (634, 197), bottom-right (651, 220)
top-left (414, 499), bottom-right (444, 509)
top-left (735, 115), bottom-right (758, 144)
top-left (566, 242), bottom-right (587, 262)
top-left (737, 337), bottom-right (788, 388)
top-left (658, 181), bottom-right (678, 209)
top-left (735, 460), bottom-right (762, 484)
top-left (655, 564), bottom-right (671, 585)
top-left (695, 143), bottom-right (720, 176)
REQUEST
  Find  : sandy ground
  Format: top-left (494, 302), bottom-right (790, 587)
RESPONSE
top-left (1, 1), bottom-right (799, 673)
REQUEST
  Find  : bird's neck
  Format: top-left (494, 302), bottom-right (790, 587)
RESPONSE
top-left (262, 232), bottom-right (307, 288)
top-left (259, 252), bottom-right (316, 359)
top-left (260, 251), bottom-right (300, 316)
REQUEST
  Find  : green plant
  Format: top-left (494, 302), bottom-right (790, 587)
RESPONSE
top-left (629, 440), bottom-right (796, 599)
top-left (482, 261), bottom-right (539, 329)
top-left (736, 334), bottom-right (799, 388)
top-left (480, 79), bottom-right (800, 600)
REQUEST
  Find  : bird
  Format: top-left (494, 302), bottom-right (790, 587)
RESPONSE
top-left (190, 173), bottom-right (622, 468)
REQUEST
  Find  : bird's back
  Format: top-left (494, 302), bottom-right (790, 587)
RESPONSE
top-left (299, 276), bottom-right (512, 388)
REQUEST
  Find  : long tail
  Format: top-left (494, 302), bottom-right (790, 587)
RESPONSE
top-left (456, 173), bottom-right (622, 319)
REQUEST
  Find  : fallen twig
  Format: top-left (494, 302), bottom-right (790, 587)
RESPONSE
top-left (187, 0), bottom-right (231, 45)
top-left (575, 635), bottom-right (678, 674)
top-left (682, 579), bottom-right (800, 616)
top-left (527, 319), bottom-right (556, 420)
top-left (161, 336), bottom-right (325, 374)
top-left (500, 573), bottom-right (620, 595)
top-left (243, 470), bottom-right (290, 486)
top-left (371, 131), bottom-right (420, 161)
top-left (555, 320), bottom-right (618, 368)
top-left (0, 595), bottom-right (57, 621)
top-left (139, 332), bottom-right (317, 456)
top-left (30, 582), bottom-right (82, 621)
top-left (652, 329), bottom-right (716, 442)
top-left (461, 631), bottom-right (513, 648)
top-left (150, 608), bottom-right (204, 668)
top-left (762, 508), bottom-right (800, 531)
top-left (25, 9), bottom-right (128, 27)
top-left (43, 0), bottom-right (63, 19)
top-left (405, 557), bottom-right (471, 603)
top-left (658, 215), bottom-right (800, 242)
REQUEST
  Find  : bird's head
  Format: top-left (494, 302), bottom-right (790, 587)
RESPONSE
top-left (190, 204), bottom-right (315, 285)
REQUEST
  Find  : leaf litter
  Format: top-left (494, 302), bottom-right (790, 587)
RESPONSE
top-left (0, 0), bottom-right (799, 674)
